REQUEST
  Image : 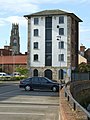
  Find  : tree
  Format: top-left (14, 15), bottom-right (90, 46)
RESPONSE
top-left (78, 62), bottom-right (90, 72)
top-left (15, 67), bottom-right (28, 76)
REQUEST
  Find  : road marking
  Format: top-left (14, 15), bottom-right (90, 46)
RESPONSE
top-left (0, 105), bottom-right (49, 108)
top-left (0, 112), bottom-right (45, 115)
top-left (0, 89), bottom-right (19, 95)
top-left (0, 101), bottom-right (59, 106)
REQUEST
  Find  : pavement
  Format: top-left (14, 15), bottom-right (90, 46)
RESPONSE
top-left (60, 88), bottom-right (79, 120)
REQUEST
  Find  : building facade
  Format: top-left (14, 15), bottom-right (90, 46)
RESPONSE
top-left (0, 55), bottom-right (27, 73)
top-left (85, 49), bottom-right (90, 64)
top-left (78, 54), bottom-right (87, 64)
top-left (24, 9), bottom-right (82, 82)
top-left (10, 23), bottom-right (20, 55)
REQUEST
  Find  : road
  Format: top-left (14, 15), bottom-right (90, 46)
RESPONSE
top-left (0, 83), bottom-right (60, 120)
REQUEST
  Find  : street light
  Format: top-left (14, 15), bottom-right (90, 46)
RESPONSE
top-left (57, 35), bottom-right (62, 83)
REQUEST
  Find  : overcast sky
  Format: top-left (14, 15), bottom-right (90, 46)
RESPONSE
top-left (0, 0), bottom-right (90, 53)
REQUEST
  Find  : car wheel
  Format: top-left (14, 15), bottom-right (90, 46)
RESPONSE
top-left (52, 86), bottom-right (57, 92)
top-left (25, 85), bottom-right (31, 91)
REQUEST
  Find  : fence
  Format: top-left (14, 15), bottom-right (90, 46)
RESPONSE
top-left (71, 72), bottom-right (90, 81)
top-left (64, 82), bottom-right (90, 120)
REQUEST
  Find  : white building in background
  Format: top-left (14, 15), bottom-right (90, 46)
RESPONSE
top-left (78, 54), bottom-right (87, 64)
top-left (24, 9), bottom-right (82, 82)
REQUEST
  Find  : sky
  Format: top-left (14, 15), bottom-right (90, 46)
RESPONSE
top-left (0, 0), bottom-right (90, 53)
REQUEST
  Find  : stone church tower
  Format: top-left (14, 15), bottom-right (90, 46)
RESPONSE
top-left (10, 23), bottom-right (20, 55)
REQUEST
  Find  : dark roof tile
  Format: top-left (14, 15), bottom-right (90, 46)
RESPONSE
top-left (24, 9), bottom-right (82, 22)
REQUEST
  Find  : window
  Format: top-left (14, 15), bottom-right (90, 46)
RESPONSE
top-left (45, 29), bottom-right (52, 40)
top-left (40, 77), bottom-right (48, 83)
top-left (34, 54), bottom-right (38, 61)
top-left (45, 17), bottom-right (52, 28)
top-left (34, 18), bottom-right (39, 25)
top-left (34, 42), bottom-right (38, 49)
top-left (15, 29), bottom-right (16, 34)
top-left (59, 41), bottom-right (64, 49)
top-left (59, 54), bottom-right (64, 61)
top-left (34, 29), bottom-right (39, 36)
top-left (45, 55), bottom-right (52, 66)
top-left (32, 77), bottom-right (39, 83)
top-left (45, 42), bottom-right (52, 53)
top-left (59, 69), bottom-right (63, 79)
top-left (59, 28), bottom-right (64, 35)
top-left (59, 16), bottom-right (64, 24)
top-left (33, 69), bottom-right (38, 76)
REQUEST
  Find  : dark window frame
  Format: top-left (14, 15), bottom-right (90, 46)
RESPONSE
top-left (45, 54), bottom-right (52, 66)
top-left (59, 28), bottom-right (64, 35)
top-left (34, 29), bottom-right (39, 36)
top-left (59, 16), bottom-right (64, 24)
top-left (59, 41), bottom-right (64, 49)
top-left (34, 54), bottom-right (38, 61)
top-left (45, 42), bottom-right (52, 53)
top-left (59, 54), bottom-right (64, 61)
top-left (34, 42), bottom-right (38, 49)
top-left (34, 18), bottom-right (39, 25)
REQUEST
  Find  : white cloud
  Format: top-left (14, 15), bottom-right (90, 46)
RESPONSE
top-left (0, 0), bottom-right (39, 15)
top-left (0, 0), bottom-right (89, 17)
top-left (0, 16), bottom-right (27, 26)
top-left (0, 0), bottom-right (39, 26)
top-left (6, 16), bottom-right (27, 26)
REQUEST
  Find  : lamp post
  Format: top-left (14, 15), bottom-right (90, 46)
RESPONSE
top-left (57, 35), bottom-right (62, 83)
top-left (57, 36), bottom-right (62, 120)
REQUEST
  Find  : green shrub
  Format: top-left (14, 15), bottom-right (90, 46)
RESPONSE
top-left (0, 76), bottom-right (27, 81)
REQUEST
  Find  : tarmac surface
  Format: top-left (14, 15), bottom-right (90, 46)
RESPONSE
top-left (0, 82), bottom-right (60, 120)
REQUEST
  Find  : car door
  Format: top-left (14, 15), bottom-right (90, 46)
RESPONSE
top-left (31, 77), bottom-right (41, 90)
top-left (39, 77), bottom-right (51, 90)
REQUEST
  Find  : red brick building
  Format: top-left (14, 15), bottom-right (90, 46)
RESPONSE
top-left (0, 55), bottom-right (27, 74)
top-left (0, 48), bottom-right (12, 56)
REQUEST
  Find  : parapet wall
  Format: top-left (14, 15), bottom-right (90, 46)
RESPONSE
top-left (70, 80), bottom-right (90, 105)
top-left (60, 80), bottom-right (90, 120)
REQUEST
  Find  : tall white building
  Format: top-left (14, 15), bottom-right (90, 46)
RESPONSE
top-left (24, 9), bottom-right (82, 82)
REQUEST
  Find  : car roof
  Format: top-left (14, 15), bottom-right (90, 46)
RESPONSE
top-left (0, 72), bottom-right (6, 74)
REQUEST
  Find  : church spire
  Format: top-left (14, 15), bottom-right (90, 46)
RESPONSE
top-left (10, 23), bottom-right (20, 55)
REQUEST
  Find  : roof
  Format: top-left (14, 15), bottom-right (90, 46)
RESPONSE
top-left (0, 55), bottom-right (27, 65)
top-left (24, 9), bottom-right (82, 22)
top-left (85, 48), bottom-right (90, 52)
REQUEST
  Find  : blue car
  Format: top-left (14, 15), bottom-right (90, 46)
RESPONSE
top-left (19, 76), bottom-right (61, 92)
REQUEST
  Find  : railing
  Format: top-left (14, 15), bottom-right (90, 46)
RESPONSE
top-left (64, 82), bottom-right (90, 120)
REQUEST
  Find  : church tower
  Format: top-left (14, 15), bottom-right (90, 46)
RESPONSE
top-left (10, 23), bottom-right (20, 55)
